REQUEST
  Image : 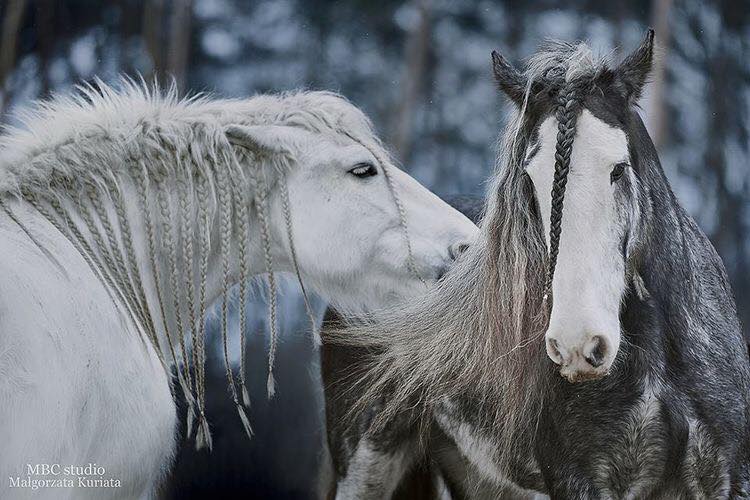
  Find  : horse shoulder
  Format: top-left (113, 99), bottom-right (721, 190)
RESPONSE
top-left (0, 211), bottom-right (177, 497)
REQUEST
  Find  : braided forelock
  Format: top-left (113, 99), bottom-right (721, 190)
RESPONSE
top-left (543, 78), bottom-right (592, 301)
top-left (519, 42), bottom-right (601, 302)
top-left (323, 40), bottom-right (616, 477)
top-left (278, 170), bottom-right (317, 343)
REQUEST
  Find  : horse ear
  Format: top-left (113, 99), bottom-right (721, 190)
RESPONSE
top-left (612, 29), bottom-right (655, 102)
top-left (492, 50), bottom-right (526, 106)
top-left (224, 124), bottom-right (298, 156)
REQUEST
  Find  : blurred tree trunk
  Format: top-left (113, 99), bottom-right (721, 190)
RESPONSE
top-left (118, 0), bottom-right (140, 75)
top-left (35, 0), bottom-right (54, 97)
top-left (0, 0), bottom-right (27, 118)
top-left (391, 0), bottom-right (431, 165)
top-left (708, 3), bottom-right (750, 342)
top-left (143, 0), bottom-right (164, 81)
top-left (167, 0), bottom-right (192, 92)
top-left (644, 0), bottom-right (672, 150)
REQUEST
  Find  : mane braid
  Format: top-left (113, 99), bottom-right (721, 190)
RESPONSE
top-left (107, 175), bottom-right (163, 363)
top-left (132, 160), bottom-right (195, 416)
top-left (72, 183), bottom-right (144, 338)
top-left (175, 158), bottom-right (200, 435)
top-left (232, 163), bottom-right (252, 407)
top-left (0, 197), bottom-right (54, 270)
top-left (155, 164), bottom-right (199, 439)
top-left (194, 168), bottom-right (212, 450)
top-left (215, 142), bottom-right (253, 437)
top-left (87, 182), bottom-right (151, 344)
top-left (0, 193), bottom-right (131, 330)
top-left (156, 166), bottom-right (194, 394)
top-left (250, 158), bottom-right (280, 398)
top-left (49, 192), bottom-right (126, 315)
top-left (279, 171), bottom-right (317, 341)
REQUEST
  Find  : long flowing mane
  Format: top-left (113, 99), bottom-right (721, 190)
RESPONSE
top-left (333, 41), bottom-right (608, 474)
top-left (0, 80), bottom-right (395, 448)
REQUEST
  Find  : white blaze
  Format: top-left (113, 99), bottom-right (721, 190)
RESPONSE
top-left (525, 110), bottom-right (631, 380)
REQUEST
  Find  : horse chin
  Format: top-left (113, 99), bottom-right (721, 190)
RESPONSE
top-left (375, 277), bottom-right (433, 307)
top-left (558, 365), bottom-right (610, 384)
top-left (322, 273), bottom-right (428, 315)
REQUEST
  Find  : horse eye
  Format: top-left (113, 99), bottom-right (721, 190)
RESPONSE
top-left (349, 163), bottom-right (378, 178)
top-left (610, 161), bottom-right (628, 183)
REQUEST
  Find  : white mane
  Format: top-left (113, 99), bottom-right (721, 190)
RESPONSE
top-left (0, 79), bottom-right (384, 195)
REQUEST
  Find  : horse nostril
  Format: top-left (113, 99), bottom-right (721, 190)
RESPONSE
top-left (546, 337), bottom-right (565, 365)
top-left (448, 241), bottom-right (471, 261)
top-left (584, 335), bottom-right (607, 368)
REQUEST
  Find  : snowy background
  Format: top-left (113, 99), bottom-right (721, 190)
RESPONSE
top-left (1, 1), bottom-right (748, 498)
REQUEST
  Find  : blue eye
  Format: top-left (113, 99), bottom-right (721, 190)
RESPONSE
top-left (349, 163), bottom-right (378, 178)
top-left (611, 161), bottom-right (628, 183)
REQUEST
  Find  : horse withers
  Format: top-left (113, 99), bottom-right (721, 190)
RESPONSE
top-left (334, 31), bottom-right (750, 498)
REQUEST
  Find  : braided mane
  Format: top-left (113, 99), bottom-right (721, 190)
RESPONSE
top-left (0, 79), bottom-right (379, 192)
top-left (0, 80), bottom-right (390, 449)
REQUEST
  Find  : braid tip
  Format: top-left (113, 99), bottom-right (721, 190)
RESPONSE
top-left (241, 384), bottom-right (251, 408)
top-left (311, 326), bottom-right (322, 347)
top-left (236, 403), bottom-right (254, 438)
top-left (195, 414), bottom-right (213, 452)
top-left (186, 405), bottom-right (196, 439)
top-left (266, 372), bottom-right (276, 398)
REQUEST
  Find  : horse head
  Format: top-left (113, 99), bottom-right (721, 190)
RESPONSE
top-left (226, 94), bottom-right (477, 313)
top-left (492, 31), bottom-right (656, 382)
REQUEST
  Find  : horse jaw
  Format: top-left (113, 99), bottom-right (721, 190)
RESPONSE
top-left (526, 111), bottom-right (632, 381)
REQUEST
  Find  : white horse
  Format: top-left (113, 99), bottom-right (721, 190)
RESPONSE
top-left (0, 82), bottom-right (477, 499)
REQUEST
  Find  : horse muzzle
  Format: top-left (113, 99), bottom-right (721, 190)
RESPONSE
top-left (545, 333), bottom-right (613, 383)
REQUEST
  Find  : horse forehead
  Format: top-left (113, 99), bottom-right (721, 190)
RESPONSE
top-left (305, 136), bottom-right (378, 165)
top-left (534, 110), bottom-right (629, 168)
top-left (573, 110), bottom-right (629, 162)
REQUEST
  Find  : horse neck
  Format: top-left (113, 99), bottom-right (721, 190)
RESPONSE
top-left (12, 152), bottom-right (291, 374)
top-left (629, 172), bottom-right (741, 358)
